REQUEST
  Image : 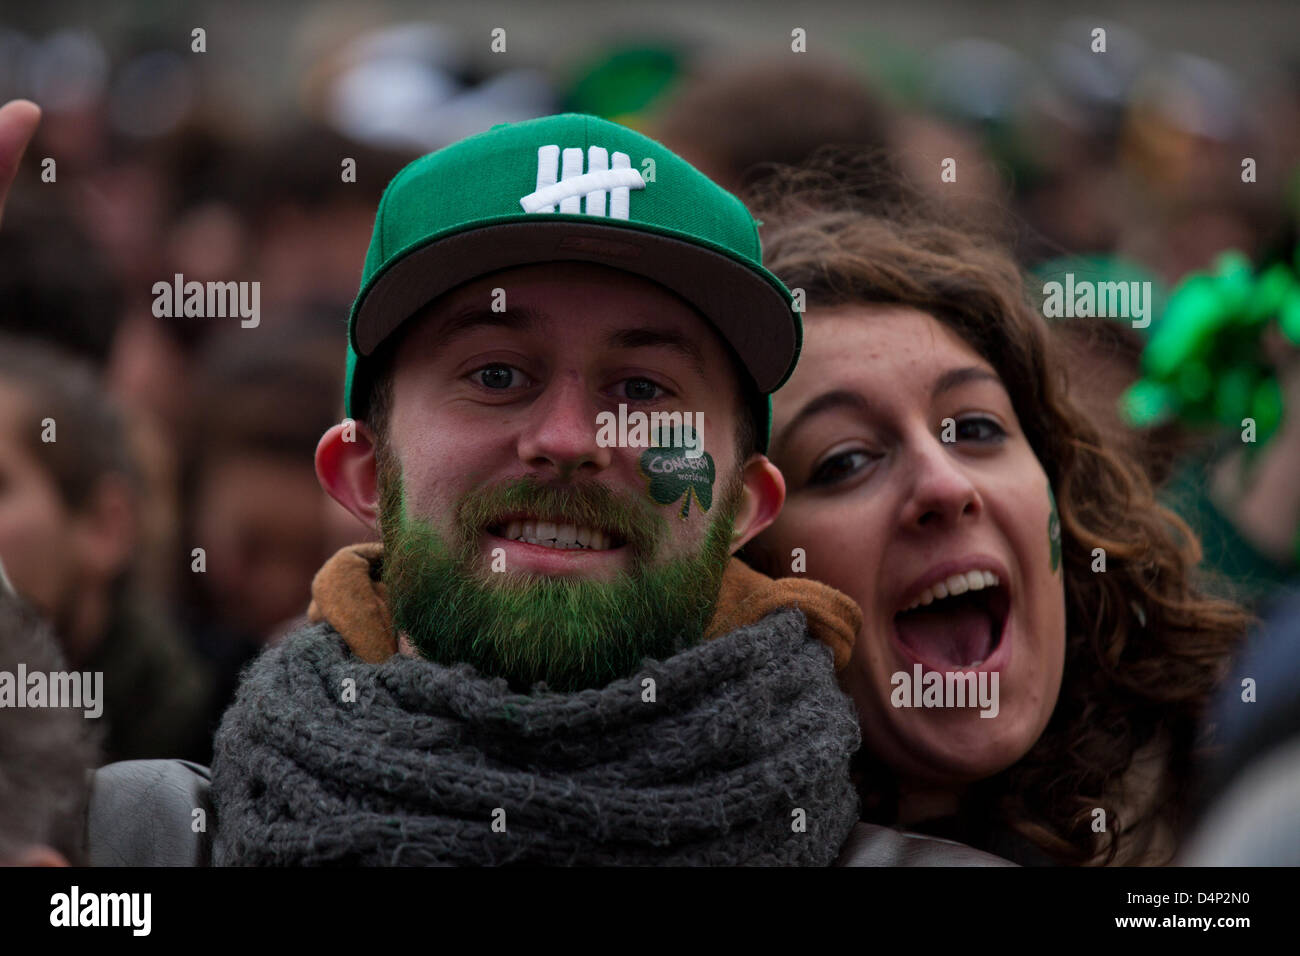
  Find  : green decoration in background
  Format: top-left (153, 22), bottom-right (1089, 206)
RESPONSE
top-left (1123, 244), bottom-right (1300, 569)
top-left (1120, 249), bottom-right (1300, 451)
top-left (562, 45), bottom-right (683, 124)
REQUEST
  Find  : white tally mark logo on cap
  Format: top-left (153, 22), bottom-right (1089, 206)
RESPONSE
top-left (519, 145), bottom-right (645, 219)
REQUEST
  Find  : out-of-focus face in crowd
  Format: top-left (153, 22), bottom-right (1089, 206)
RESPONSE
top-left (190, 453), bottom-right (329, 640)
top-left (0, 379), bottom-right (132, 660)
top-left (0, 382), bottom-right (78, 618)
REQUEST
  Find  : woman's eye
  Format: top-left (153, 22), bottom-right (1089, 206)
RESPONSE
top-left (809, 449), bottom-right (874, 486)
top-left (954, 416), bottom-right (1006, 443)
top-left (476, 365), bottom-right (523, 389)
top-left (619, 377), bottom-right (664, 401)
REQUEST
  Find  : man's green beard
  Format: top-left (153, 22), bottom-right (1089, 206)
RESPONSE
top-left (378, 461), bottom-right (742, 692)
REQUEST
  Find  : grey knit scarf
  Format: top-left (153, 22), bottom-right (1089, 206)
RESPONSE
top-left (211, 607), bottom-right (860, 866)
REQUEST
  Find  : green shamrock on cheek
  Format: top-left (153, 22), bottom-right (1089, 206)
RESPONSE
top-left (638, 426), bottom-right (715, 519)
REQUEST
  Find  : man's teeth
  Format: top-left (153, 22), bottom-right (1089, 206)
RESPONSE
top-left (500, 519), bottom-right (612, 550)
top-left (902, 570), bottom-right (1000, 611)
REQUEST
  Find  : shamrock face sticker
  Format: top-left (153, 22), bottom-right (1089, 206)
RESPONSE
top-left (638, 425), bottom-right (715, 519)
top-left (1047, 481), bottom-right (1061, 573)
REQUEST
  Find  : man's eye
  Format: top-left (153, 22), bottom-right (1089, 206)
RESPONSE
top-left (620, 377), bottom-right (664, 401)
top-left (809, 449), bottom-right (874, 486)
top-left (476, 365), bottom-right (522, 389)
top-left (954, 416), bottom-right (1006, 443)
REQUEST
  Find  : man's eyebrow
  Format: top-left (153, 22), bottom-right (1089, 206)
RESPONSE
top-left (603, 327), bottom-right (707, 380)
top-left (776, 389), bottom-right (871, 449)
top-left (434, 305), bottom-right (546, 347)
top-left (931, 366), bottom-right (1003, 397)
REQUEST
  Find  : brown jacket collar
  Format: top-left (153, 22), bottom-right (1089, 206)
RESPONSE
top-left (306, 542), bottom-right (859, 669)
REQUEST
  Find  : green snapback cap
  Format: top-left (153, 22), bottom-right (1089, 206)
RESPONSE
top-left (344, 112), bottom-right (800, 452)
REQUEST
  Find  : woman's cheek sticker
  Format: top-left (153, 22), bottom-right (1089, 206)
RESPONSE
top-left (1048, 481), bottom-right (1062, 574)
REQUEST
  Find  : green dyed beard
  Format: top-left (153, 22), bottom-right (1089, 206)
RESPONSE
top-left (378, 460), bottom-right (742, 693)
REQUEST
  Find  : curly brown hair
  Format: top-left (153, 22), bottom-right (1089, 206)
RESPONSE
top-left (746, 159), bottom-right (1249, 865)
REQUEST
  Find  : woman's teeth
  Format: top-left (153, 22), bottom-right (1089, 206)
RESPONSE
top-left (499, 520), bottom-right (613, 551)
top-left (902, 570), bottom-right (1000, 611)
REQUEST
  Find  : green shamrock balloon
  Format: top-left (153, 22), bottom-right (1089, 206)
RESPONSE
top-left (1120, 248), bottom-right (1295, 451)
top-left (638, 425), bottom-right (715, 519)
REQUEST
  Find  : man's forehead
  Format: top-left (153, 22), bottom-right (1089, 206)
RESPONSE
top-left (395, 264), bottom-right (729, 370)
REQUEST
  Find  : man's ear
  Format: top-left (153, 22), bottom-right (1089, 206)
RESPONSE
top-left (728, 454), bottom-right (785, 554)
top-left (316, 419), bottom-right (381, 530)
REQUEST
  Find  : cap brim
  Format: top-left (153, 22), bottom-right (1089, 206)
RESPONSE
top-left (351, 219), bottom-right (798, 393)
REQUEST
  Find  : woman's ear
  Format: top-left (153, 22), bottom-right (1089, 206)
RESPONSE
top-left (316, 420), bottom-right (381, 530)
top-left (728, 454), bottom-right (786, 554)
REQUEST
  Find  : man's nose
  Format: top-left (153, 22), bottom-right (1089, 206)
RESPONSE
top-left (515, 372), bottom-right (614, 479)
top-left (897, 430), bottom-right (982, 531)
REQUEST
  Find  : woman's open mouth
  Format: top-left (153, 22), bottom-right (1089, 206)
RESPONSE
top-left (891, 567), bottom-right (1011, 671)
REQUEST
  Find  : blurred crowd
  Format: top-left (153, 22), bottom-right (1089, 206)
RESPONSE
top-left (1, 10), bottom-right (1299, 860)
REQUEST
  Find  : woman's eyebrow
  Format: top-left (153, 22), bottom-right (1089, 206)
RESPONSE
top-left (931, 366), bottom-right (1002, 397)
top-left (777, 389), bottom-right (871, 448)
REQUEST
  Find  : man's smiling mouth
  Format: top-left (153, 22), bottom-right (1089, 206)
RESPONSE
top-left (486, 516), bottom-right (627, 551)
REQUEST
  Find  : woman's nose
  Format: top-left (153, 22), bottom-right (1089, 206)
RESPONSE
top-left (897, 432), bottom-right (982, 531)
